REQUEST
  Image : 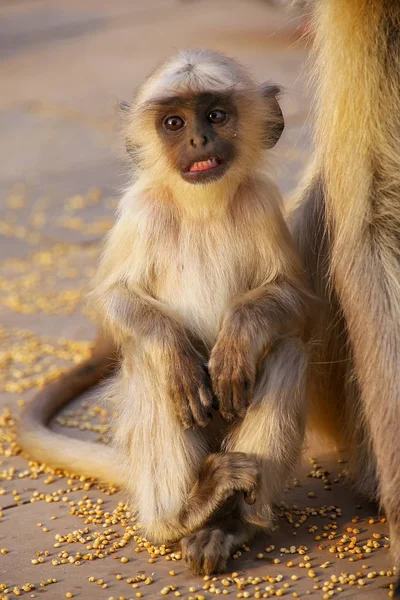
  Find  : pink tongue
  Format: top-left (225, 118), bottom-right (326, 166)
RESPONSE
top-left (190, 160), bottom-right (214, 172)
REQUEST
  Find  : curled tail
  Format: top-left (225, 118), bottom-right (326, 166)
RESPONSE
top-left (17, 333), bottom-right (125, 487)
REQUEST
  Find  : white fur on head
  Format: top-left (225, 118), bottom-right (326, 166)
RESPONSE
top-left (136, 49), bottom-right (257, 106)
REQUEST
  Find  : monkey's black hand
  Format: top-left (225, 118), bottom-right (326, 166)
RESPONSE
top-left (164, 338), bottom-right (214, 429)
top-left (208, 332), bottom-right (256, 422)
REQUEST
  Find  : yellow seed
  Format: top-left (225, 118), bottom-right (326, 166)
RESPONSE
top-left (120, 556), bottom-right (129, 563)
top-left (66, 594), bottom-right (73, 598)
top-left (308, 570), bottom-right (316, 578)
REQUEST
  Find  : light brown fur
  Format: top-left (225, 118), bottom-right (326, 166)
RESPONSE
top-left (290, 1), bottom-right (400, 590)
top-left (18, 49), bottom-right (311, 575)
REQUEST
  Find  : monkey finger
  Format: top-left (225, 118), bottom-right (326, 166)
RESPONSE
top-left (217, 383), bottom-right (235, 421)
top-left (188, 393), bottom-right (212, 428)
top-left (173, 392), bottom-right (195, 429)
top-left (198, 385), bottom-right (214, 411)
top-left (232, 378), bottom-right (249, 419)
top-left (243, 486), bottom-right (257, 505)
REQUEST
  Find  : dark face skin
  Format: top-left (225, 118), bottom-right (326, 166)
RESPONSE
top-left (153, 92), bottom-right (238, 184)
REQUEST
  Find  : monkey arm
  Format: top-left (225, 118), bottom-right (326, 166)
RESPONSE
top-left (92, 280), bottom-right (186, 347)
top-left (228, 277), bottom-right (309, 346)
top-left (91, 281), bottom-right (214, 428)
top-left (208, 278), bottom-right (309, 421)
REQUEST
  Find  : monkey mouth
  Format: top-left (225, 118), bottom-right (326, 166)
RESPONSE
top-left (188, 157), bottom-right (220, 172)
top-left (182, 156), bottom-right (228, 184)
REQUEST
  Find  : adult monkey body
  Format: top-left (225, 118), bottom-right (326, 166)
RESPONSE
top-left (291, 0), bottom-right (400, 592)
top-left (19, 50), bottom-right (311, 574)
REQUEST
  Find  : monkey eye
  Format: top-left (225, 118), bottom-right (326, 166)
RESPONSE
top-left (163, 115), bottom-right (186, 132)
top-left (207, 109), bottom-right (227, 125)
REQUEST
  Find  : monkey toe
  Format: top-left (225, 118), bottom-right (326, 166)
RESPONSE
top-left (181, 528), bottom-right (230, 575)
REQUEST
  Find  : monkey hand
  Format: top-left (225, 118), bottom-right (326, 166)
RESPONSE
top-left (208, 329), bottom-right (256, 422)
top-left (163, 337), bottom-right (214, 429)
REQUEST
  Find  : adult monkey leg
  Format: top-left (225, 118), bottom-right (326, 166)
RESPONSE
top-left (290, 0), bottom-right (400, 588)
top-left (290, 176), bottom-right (378, 500)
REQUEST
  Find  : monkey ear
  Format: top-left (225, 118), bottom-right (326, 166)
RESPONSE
top-left (117, 101), bottom-right (138, 160)
top-left (260, 83), bottom-right (284, 148)
top-left (118, 100), bottom-right (132, 113)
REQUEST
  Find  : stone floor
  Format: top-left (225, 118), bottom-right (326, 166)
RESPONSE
top-left (0, 0), bottom-right (396, 598)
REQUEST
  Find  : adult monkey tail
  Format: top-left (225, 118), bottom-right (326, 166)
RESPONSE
top-left (292, 0), bottom-right (400, 592)
top-left (17, 333), bottom-right (123, 486)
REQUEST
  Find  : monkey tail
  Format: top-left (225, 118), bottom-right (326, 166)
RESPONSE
top-left (17, 335), bottom-right (125, 487)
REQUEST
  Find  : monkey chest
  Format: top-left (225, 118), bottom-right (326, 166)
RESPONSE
top-left (156, 250), bottom-right (245, 344)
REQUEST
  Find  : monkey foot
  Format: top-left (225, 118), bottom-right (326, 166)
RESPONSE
top-left (181, 496), bottom-right (251, 575)
top-left (179, 452), bottom-right (259, 533)
top-left (181, 527), bottom-right (232, 575)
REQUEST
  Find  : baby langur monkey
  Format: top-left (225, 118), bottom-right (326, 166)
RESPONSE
top-left (91, 49), bottom-right (311, 573)
top-left (19, 49), bottom-right (311, 575)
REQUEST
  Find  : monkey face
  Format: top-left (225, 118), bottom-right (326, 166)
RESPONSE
top-left (154, 92), bottom-right (239, 184)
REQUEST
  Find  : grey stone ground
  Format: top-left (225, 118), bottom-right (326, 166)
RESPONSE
top-left (0, 1), bottom-right (396, 598)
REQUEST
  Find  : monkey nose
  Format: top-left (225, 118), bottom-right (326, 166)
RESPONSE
top-left (190, 135), bottom-right (208, 148)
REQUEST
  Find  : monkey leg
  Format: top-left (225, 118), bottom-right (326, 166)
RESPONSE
top-left (114, 354), bottom-right (208, 543)
top-left (225, 338), bottom-right (308, 527)
top-left (181, 338), bottom-right (308, 575)
top-left (115, 355), bottom-right (258, 545)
